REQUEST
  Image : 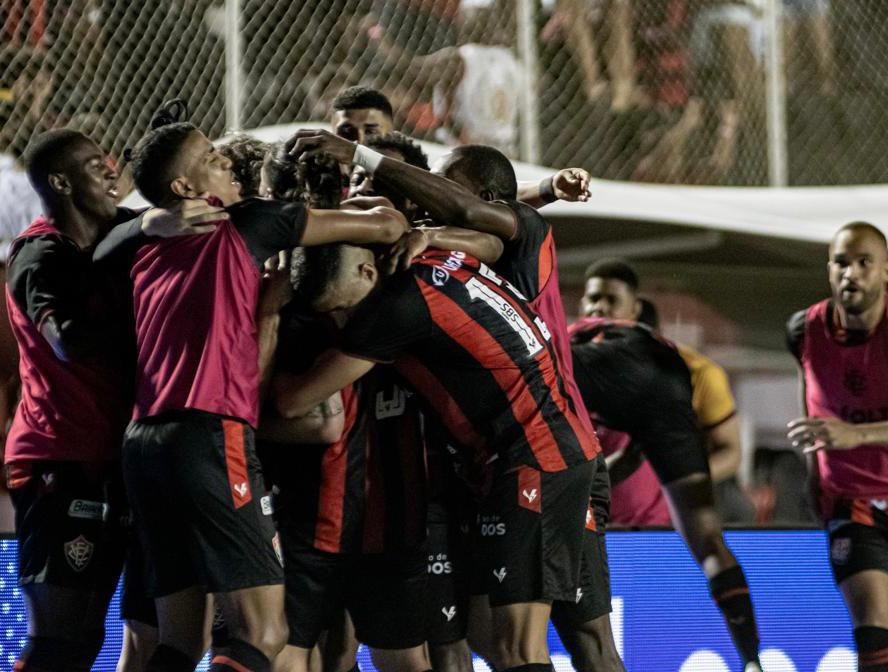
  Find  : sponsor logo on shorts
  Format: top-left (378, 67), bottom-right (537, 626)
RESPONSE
top-left (272, 532), bottom-right (283, 567)
top-left (830, 536), bottom-right (851, 565)
top-left (261, 495), bottom-right (273, 516)
top-left (493, 567), bottom-right (507, 583)
top-left (234, 482), bottom-right (249, 499)
top-left (522, 488), bottom-right (538, 504)
top-left (67, 499), bottom-right (108, 521)
top-left (428, 559), bottom-right (453, 575)
top-left (64, 535), bottom-right (94, 572)
top-left (442, 606), bottom-right (457, 622)
top-left (480, 522), bottom-right (506, 537)
top-left (576, 587), bottom-right (583, 604)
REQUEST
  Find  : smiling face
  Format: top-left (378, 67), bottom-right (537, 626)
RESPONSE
top-left (172, 130), bottom-right (242, 206)
top-left (829, 227), bottom-right (888, 316)
top-left (60, 138), bottom-right (119, 223)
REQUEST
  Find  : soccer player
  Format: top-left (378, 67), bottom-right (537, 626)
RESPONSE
top-left (4, 128), bottom-right (217, 671)
top-left (331, 86), bottom-right (396, 144)
top-left (94, 101), bottom-right (409, 672)
top-left (219, 134), bottom-right (269, 199)
top-left (786, 222), bottom-right (888, 672)
top-left (275, 241), bottom-right (601, 672)
top-left (579, 259), bottom-right (762, 672)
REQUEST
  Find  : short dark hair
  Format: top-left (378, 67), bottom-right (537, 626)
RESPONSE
top-left (263, 140), bottom-right (343, 208)
top-left (25, 128), bottom-right (92, 195)
top-left (834, 221), bottom-right (888, 248)
top-left (293, 243), bottom-right (346, 310)
top-left (447, 145), bottom-right (517, 200)
top-left (332, 86), bottom-right (393, 118)
top-left (219, 134), bottom-right (268, 198)
top-left (128, 99), bottom-right (196, 206)
top-left (367, 132), bottom-right (429, 170)
top-left (584, 258), bottom-right (639, 290)
top-left (637, 297), bottom-right (660, 329)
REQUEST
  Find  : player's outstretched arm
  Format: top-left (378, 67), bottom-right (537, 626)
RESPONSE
top-left (382, 226), bottom-right (504, 273)
top-left (289, 130), bottom-right (518, 239)
top-left (300, 207), bottom-right (409, 246)
top-left (274, 349), bottom-right (375, 419)
top-left (788, 416), bottom-right (888, 452)
top-left (517, 168), bottom-right (592, 209)
top-left (706, 415), bottom-right (743, 484)
top-left (259, 392), bottom-right (345, 445)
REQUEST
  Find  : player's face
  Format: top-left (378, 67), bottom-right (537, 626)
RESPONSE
top-left (64, 139), bottom-right (120, 223)
top-left (348, 148), bottom-right (412, 214)
top-left (581, 277), bottom-right (640, 320)
top-left (332, 109), bottom-right (393, 144)
top-left (176, 131), bottom-right (242, 206)
top-left (828, 230), bottom-right (888, 315)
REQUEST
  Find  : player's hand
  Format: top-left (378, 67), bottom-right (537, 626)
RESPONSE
top-left (289, 129), bottom-right (356, 166)
top-left (258, 251), bottom-right (293, 317)
top-left (552, 168), bottom-right (591, 202)
top-left (141, 194), bottom-right (226, 237)
top-left (382, 228), bottom-right (429, 274)
top-left (341, 195), bottom-right (396, 211)
top-left (787, 417), bottom-right (862, 453)
top-left (371, 206), bottom-right (411, 243)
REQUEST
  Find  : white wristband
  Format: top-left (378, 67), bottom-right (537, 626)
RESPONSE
top-left (353, 144), bottom-right (384, 174)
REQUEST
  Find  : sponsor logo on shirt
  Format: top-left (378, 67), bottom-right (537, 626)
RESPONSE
top-left (64, 535), bottom-right (94, 572)
top-left (68, 499), bottom-right (108, 521)
top-left (261, 495), bottom-right (273, 516)
top-left (375, 385), bottom-right (407, 419)
top-left (431, 250), bottom-right (466, 286)
top-left (522, 488), bottom-right (538, 504)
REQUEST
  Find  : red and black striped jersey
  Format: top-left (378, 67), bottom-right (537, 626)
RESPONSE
top-left (260, 311), bottom-right (427, 555)
top-left (342, 250), bottom-right (600, 473)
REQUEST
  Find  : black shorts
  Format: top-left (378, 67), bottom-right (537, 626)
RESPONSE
top-left (425, 516), bottom-right (471, 645)
top-left (120, 529), bottom-right (158, 626)
top-left (281, 535), bottom-right (428, 650)
top-left (9, 460), bottom-right (127, 597)
top-left (826, 498), bottom-right (888, 585)
top-left (471, 457), bottom-right (597, 607)
top-left (552, 459), bottom-right (613, 627)
top-left (122, 412), bottom-right (283, 597)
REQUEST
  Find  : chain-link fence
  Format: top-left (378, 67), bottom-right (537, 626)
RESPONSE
top-left (1, 0), bottom-right (886, 186)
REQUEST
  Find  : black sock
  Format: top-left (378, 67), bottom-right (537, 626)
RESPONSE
top-left (500, 665), bottom-right (553, 672)
top-left (708, 566), bottom-right (760, 666)
top-left (856, 626), bottom-right (888, 671)
top-left (345, 665), bottom-right (361, 672)
top-left (210, 639), bottom-right (271, 672)
top-left (146, 644), bottom-right (198, 672)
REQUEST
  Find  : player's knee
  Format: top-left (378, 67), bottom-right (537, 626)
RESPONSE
top-left (17, 634), bottom-right (104, 672)
top-left (254, 615), bottom-right (289, 660)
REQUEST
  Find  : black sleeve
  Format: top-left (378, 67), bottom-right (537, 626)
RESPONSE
top-left (227, 198), bottom-right (309, 266)
top-left (8, 235), bottom-right (90, 327)
top-left (92, 208), bottom-right (147, 263)
top-left (786, 309), bottom-right (807, 363)
top-left (340, 273), bottom-right (433, 363)
top-left (492, 200), bottom-right (551, 299)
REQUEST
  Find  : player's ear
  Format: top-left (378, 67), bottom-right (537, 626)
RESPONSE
top-left (169, 176), bottom-right (193, 199)
top-left (632, 298), bottom-right (642, 320)
top-left (359, 261), bottom-right (378, 286)
top-left (47, 172), bottom-right (70, 196)
top-left (479, 188), bottom-right (495, 202)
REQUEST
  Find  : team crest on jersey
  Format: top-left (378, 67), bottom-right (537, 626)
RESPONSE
top-left (844, 367), bottom-right (868, 397)
top-left (64, 535), bottom-right (94, 572)
top-left (830, 537), bottom-right (851, 565)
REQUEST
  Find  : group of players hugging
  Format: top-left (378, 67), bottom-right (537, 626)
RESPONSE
top-left (5, 84), bottom-right (888, 672)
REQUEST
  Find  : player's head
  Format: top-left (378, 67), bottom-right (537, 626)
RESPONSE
top-left (581, 258), bottom-right (641, 320)
top-left (295, 243), bottom-right (379, 313)
top-left (331, 86), bottom-right (394, 143)
top-left (219, 134), bottom-right (268, 198)
top-left (129, 99), bottom-right (241, 207)
top-left (431, 144), bottom-right (517, 202)
top-left (828, 221), bottom-right (888, 315)
top-left (637, 297), bottom-right (660, 329)
top-left (262, 140), bottom-right (343, 209)
top-left (349, 132), bottom-right (429, 219)
top-left (25, 128), bottom-right (119, 222)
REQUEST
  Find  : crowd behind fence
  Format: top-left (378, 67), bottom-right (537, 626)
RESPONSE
top-left (1, 0), bottom-right (887, 187)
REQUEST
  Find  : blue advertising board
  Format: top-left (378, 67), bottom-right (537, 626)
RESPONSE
top-left (0, 531), bottom-right (857, 671)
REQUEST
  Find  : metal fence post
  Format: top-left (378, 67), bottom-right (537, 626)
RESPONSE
top-left (516, 0), bottom-right (541, 164)
top-left (764, 0), bottom-right (788, 186)
top-left (224, 0), bottom-right (243, 133)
